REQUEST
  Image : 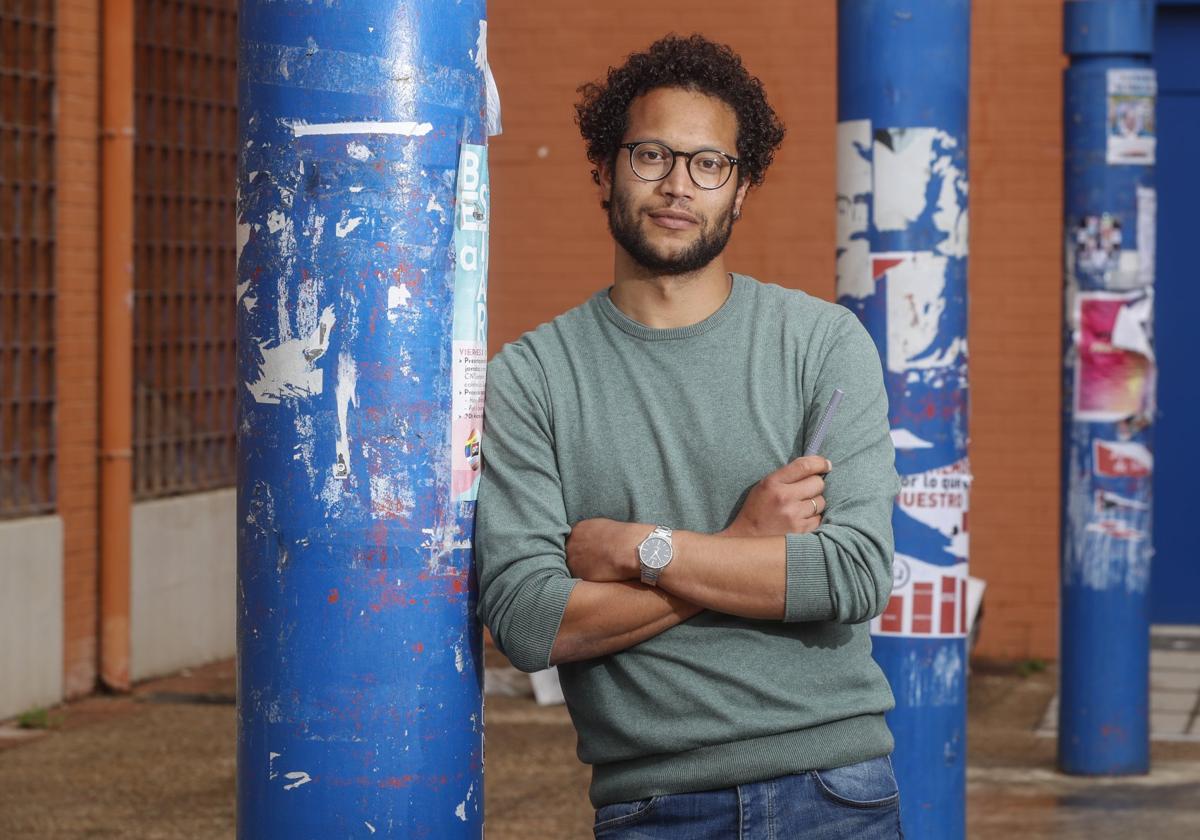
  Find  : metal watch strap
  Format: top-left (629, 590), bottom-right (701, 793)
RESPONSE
top-left (640, 525), bottom-right (673, 586)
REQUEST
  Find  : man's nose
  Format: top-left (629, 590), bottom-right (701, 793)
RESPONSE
top-left (660, 155), bottom-right (695, 200)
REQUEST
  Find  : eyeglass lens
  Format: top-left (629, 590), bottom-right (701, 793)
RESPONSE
top-left (629, 142), bottom-right (734, 190)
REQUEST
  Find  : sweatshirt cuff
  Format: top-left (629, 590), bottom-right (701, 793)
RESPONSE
top-left (505, 573), bottom-right (579, 673)
top-left (784, 533), bottom-right (834, 622)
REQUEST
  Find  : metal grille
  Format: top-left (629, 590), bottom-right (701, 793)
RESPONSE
top-left (0, 3), bottom-right (56, 518)
top-left (133, 0), bottom-right (238, 498)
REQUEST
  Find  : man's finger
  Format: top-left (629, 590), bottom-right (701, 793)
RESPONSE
top-left (780, 474), bottom-right (824, 502)
top-left (772, 455), bottom-right (832, 484)
top-left (801, 495), bottom-right (826, 518)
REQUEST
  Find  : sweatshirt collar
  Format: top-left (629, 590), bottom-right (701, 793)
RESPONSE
top-left (597, 273), bottom-right (746, 341)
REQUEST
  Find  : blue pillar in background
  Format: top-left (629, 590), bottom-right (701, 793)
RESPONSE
top-left (236, 1), bottom-right (492, 835)
top-left (836, 2), bottom-right (970, 837)
top-left (1060, 0), bottom-right (1156, 776)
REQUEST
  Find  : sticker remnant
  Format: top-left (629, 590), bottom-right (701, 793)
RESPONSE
top-left (246, 306), bottom-right (336, 404)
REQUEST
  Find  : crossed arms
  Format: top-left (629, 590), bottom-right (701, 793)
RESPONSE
top-left (549, 455), bottom-right (831, 666)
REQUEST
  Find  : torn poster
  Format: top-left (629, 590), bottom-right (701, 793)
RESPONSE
top-left (862, 249), bottom-right (967, 476)
top-left (1093, 440), bottom-right (1152, 478)
top-left (1106, 68), bottom-right (1156, 166)
top-left (872, 458), bottom-right (971, 639)
top-left (835, 119), bottom-right (872, 299)
top-left (1066, 189), bottom-right (1155, 292)
top-left (874, 252), bottom-right (967, 374)
top-left (1072, 290), bottom-right (1155, 422)
top-left (451, 143), bottom-right (489, 502)
top-left (1064, 428), bottom-right (1152, 593)
top-left (1095, 489), bottom-right (1149, 514)
top-left (1069, 213), bottom-right (1135, 289)
top-left (872, 127), bottom-right (968, 257)
top-left (474, 20), bottom-right (502, 137)
top-left (873, 553), bottom-right (970, 639)
top-left (1136, 186), bottom-right (1156, 287)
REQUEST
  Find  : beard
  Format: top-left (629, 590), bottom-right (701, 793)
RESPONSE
top-left (606, 185), bottom-right (736, 276)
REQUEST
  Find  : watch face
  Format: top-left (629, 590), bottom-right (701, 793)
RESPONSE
top-left (639, 536), bottom-right (672, 569)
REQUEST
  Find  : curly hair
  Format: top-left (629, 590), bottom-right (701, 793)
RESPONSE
top-left (575, 34), bottom-right (786, 190)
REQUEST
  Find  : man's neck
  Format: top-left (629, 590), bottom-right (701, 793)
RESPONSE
top-left (608, 256), bottom-right (733, 330)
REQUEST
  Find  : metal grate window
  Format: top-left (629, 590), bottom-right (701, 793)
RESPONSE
top-left (133, 0), bottom-right (238, 499)
top-left (0, 3), bottom-right (56, 519)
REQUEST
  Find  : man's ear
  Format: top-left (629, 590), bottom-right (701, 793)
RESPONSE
top-left (732, 179), bottom-right (750, 220)
top-left (596, 161), bottom-right (613, 210)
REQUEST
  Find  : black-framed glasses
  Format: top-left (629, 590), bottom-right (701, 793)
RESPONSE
top-left (618, 141), bottom-right (740, 190)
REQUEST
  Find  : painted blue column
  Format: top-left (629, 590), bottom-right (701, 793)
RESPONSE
top-left (236, 2), bottom-right (493, 835)
top-left (836, 3), bottom-right (970, 837)
top-left (1060, 0), bottom-right (1156, 776)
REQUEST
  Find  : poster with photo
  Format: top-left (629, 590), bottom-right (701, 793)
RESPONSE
top-left (1107, 68), bottom-right (1156, 165)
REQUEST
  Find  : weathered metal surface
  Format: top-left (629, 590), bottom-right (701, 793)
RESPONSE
top-left (1059, 0), bottom-right (1156, 776)
top-left (236, 2), bottom-right (489, 835)
top-left (836, 2), bottom-right (971, 836)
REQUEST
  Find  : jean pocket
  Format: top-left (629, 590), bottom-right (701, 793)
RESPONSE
top-left (812, 755), bottom-right (900, 809)
top-left (593, 796), bottom-right (662, 833)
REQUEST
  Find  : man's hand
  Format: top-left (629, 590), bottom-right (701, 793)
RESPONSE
top-left (566, 518), bottom-right (645, 582)
top-left (721, 456), bottom-right (830, 538)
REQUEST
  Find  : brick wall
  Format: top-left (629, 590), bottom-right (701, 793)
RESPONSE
top-left (487, 2), bottom-right (838, 343)
top-left (487, 0), bottom-right (1063, 661)
top-left (56, 0), bottom-right (101, 697)
top-left (40, 0), bottom-right (1063, 679)
top-left (967, 0), bottom-right (1063, 661)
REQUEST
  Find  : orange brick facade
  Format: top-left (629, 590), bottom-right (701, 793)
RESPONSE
top-left (56, 0), bottom-right (102, 697)
top-left (487, 0), bottom-right (1063, 661)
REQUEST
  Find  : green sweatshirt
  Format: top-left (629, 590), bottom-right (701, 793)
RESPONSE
top-left (475, 273), bottom-right (899, 807)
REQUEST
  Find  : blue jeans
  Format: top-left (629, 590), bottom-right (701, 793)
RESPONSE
top-left (592, 756), bottom-right (902, 839)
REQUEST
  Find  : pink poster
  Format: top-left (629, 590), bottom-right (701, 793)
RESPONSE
top-left (1074, 292), bottom-right (1153, 422)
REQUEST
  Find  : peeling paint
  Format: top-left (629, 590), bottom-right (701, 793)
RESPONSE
top-left (282, 771), bottom-right (312, 791)
top-left (891, 428), bottom-right (934, 450)
top-left (387, 285), bottom-right (411, 322)
top-left (333, 352), bottom-right (359, 477)
top-left (246, 306), bottom-right (335, 404)
top-left (336, 213), bottom-right (365, 238)
top-left (290, 120), bottom-right (434, 137)
top-left (369, 474), bottom-right (415, 519)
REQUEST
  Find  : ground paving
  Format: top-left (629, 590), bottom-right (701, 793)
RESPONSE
top-left (1, 656), bottom-right (1199, 838)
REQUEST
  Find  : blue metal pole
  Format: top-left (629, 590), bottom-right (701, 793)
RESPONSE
top-left (1060, 0), bottom-right (1156, 776)
top-left (836, 2), bottom-right (970, 837)
top-left (236, 2), bottom-right (491, 835)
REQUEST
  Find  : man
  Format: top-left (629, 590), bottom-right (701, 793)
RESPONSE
top-left (476, 34), bottom-right (902, 839)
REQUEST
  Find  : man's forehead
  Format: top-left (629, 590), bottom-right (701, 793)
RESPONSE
top-left (622, 86), bottom-right (738, 150)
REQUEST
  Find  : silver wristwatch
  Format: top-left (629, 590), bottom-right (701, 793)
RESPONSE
top-left (638, 525), bottom-right (674, 586)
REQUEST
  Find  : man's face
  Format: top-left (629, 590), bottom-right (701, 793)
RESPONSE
top-left (602, 87), bottom-right (748, 275)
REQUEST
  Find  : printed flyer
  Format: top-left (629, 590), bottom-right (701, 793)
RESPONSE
top-left (1107, 68), bottom-right (1156, 165)
top-left (452, 143), bottom-right (489, 502)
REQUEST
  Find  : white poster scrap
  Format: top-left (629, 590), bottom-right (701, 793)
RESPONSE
top-left (835, 119), bottom-right (872, 300)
